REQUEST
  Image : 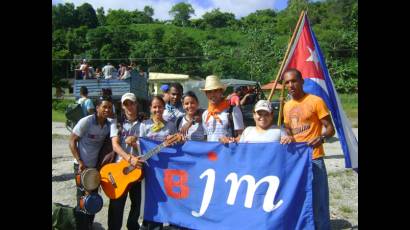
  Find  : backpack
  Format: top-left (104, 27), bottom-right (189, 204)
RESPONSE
top-left (52, 202), bottom-right (77, 230)
top-left (65, 103), bottom-right (84, 127)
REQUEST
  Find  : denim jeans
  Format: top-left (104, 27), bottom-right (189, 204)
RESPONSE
top-left (108, 182), bottom-right (142, 230)
top-left (312, 157), bottom-right (331, 230)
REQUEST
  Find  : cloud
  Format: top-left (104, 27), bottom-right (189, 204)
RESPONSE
top-left (52, 0), bottom-right (283, 20)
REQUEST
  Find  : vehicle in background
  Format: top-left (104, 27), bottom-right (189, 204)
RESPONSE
top-left (183, 79), bottom-right (281, 127)
top-left (66, 71), bottom-right (150, 132)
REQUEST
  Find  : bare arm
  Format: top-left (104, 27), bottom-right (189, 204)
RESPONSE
top-left (280, 124), bottom-right (296, 144)
top-left (234, 129), bottom-right (243, 137)
top-left (307, 115), bottom-right (335, 148)
top-left (240, 94), bottom-right (250, 106)
top-left (112, 136), bottom-right (131, 162)
top-left (69, 133), bottom-right (85, 172)
top-left (112, 136), bottom-right (143, 168)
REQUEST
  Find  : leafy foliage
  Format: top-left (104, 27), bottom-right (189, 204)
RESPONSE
top-left (169, 2), bottom-right (195, 27)
top-left (52, 0), bottom-right (358, 93)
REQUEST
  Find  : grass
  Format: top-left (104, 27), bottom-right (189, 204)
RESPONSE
top-left (52, 109), bottom-right (66, 122)
top-left (52, 98), bottom-right (76, 122)
top-left (339, 205), bottom-right (353, 214)
top-left (339, 93), bottom-right (358, 122)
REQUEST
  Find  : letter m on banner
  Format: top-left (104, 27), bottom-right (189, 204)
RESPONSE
top-left (282, 11), bottom-right (358, 170)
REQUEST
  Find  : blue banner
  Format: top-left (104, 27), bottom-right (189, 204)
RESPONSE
top-left (139, 138), bottom-right (314, 230)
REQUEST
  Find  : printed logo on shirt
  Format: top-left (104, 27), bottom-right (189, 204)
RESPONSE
top-left (288, 106), bottom-right (311, 136)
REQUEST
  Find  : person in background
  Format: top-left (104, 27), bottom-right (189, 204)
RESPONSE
top-left (160, 84), bottom-right (170, 104)
top-left (240, 86), bottom-right (257, 106)
top-left (120, 66), bottom-right (132, 80)
top-left (78, 86), bottom-right (95, 117)
top-left (229, 86), bottom-right (242, 107)
top-left (282, 68), bottom-right (335, 230)
top-left (95, 67), bottom-right (102, 79)
top-left (102, 62), bottom-right (116, 79)
top-left (200, 75), bottom-right (244, 142)
top-left (162, 83), bottom-right (185, 123)
top-left (80, 60), bottom-right (90, 80)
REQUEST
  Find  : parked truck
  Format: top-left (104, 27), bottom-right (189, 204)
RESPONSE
top-left (65, 72), bottom-right (150, 132)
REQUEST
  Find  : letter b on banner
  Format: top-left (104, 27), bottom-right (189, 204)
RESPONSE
top-left (164, 169), bottom-right (189, 199)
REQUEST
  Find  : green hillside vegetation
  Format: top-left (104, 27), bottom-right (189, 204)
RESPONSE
top-left (52, 0), bottom-right (357, 93)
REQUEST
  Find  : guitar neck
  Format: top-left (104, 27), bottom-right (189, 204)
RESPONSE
top-left (141, 142), bottom-right (167, 161)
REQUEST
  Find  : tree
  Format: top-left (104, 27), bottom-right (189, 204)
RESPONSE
top-left (96, 7), bottom-right (106, 26)
top-left (169, 2), bottom-right (195, 27)
top-left (106, 9), bottom-right (134, 25)
top-left (52, 3), bottom-right (78, 30)
top-left (76, 3), bottom-right (99, 28)
top-left (240, 9), bottom-right (277, 29)
top-left (131, 10), bottom-right (153, 24)
top-left (86, 27), bottom-right (110, 52)
top-left (144, 6), bottom-right (154, 18)
top-left (201, 9), bottom-right (236, 28)
top-left (65, 26), bottom-right (89, 55)
top-left (52, 48), bottom-right (71, 88)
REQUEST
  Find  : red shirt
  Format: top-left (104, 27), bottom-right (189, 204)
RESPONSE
top-left (230, 93), bottom-right (240, 106)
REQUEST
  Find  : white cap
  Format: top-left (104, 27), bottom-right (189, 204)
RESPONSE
top-left (121, 93), bottom-right (136, 104)
top-left (254, 100), bottom-right (273, 112)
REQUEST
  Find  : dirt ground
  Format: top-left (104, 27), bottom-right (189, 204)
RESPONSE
top-left (52, 122), bottom-right (358, 229)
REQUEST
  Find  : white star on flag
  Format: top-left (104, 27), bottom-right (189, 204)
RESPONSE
top-left (306, 46), bottom-right (320, 69)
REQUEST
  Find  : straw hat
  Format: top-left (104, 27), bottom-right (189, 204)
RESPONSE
top-left (200, 75), bottom-right (226, 91)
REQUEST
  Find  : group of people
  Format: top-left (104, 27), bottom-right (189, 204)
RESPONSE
top-left (75, 60), bottom-right (147, 81)
top-left (227, 85), bottom-right (261, 107)
top-left (69, 68), bottom-right (335, 230)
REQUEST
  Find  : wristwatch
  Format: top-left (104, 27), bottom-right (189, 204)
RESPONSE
top-left (320, 135), bottom-right (326, 143)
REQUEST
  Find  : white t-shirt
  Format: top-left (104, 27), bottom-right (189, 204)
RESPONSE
top-left (110, 118), bottom-right (141, 162)
top-left (177, 116), bottom-right (206, 141)
top-left (202, 106), bottom-right (244, 142)
top-left (163, 103), bottom-right (185, 123)
top-left (139, 119), bottom-right (177, 142)
top-left (239, 126), bottom-right (283, 143)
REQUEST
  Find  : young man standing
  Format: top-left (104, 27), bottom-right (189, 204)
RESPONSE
top-left (78, 86), bottom-right (95, 117)
top-left (69, 96), bottom-right (113, 230)
top-left (162, 83), bottom-right (185, 123)
top-left (108, 93), bottom-right (144, 230)
top-left (282, 68), bottom-right (335, 230)
top-left (201, 75), bottom-right (244, 142)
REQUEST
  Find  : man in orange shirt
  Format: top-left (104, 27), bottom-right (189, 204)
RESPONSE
top-left (282, 68), bottom-right (335, 230)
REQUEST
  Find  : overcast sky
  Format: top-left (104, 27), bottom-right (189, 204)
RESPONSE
top-left (51, 0), bottom-right (288, 20)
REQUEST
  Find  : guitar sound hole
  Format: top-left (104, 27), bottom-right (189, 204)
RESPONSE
top-left (123, 167), bottom-right (129, 175)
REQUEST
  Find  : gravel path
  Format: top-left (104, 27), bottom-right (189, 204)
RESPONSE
top-left (52, 122), bottom-right (358, 229)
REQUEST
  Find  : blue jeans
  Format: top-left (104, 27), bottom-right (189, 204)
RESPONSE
top-left (312, 158), bottom-right (331, 230)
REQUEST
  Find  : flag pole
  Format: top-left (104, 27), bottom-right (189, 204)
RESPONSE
top-left (277, 84), bottom-right (286, 126)
top-left (267, 10), bottom-right (306, 101)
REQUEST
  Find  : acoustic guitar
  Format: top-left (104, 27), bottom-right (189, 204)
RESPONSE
top-left (100, 134), bottom-right (183, 199)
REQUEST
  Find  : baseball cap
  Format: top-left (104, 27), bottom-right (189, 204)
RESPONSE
top-left (121, 93), bottom-right (136, 104)
top-left (254, 100), bottom-right (273, 113)
top-left (160, 84), bottom-right (170, 92)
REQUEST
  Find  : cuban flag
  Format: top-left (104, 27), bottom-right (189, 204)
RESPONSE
top-left (282, 12), bottom-right (358, 169)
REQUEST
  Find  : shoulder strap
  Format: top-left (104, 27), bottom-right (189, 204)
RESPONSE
top-left (176, 116), bottom-right (184, 130)
top-left (228, 105), bottom-right (235, 137)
